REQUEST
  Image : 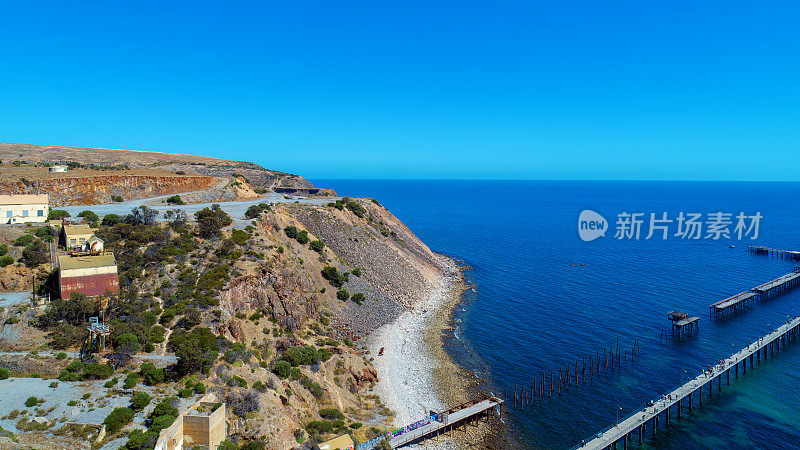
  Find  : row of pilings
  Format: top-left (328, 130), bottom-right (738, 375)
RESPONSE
top-left (504, 338), bottom-right (641, 409)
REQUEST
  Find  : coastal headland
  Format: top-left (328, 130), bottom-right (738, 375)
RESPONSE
top-left (0, 142), bottom-right (492, 449)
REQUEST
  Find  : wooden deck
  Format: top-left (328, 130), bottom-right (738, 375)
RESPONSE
top-left (710, 271), bottom-right (800, 318)
top-left (709, 291), bottom-right (757, 317)
top-left (577, 315), bottom-right (800, 449)
top-left (748, 245), bottom-right (800, 260)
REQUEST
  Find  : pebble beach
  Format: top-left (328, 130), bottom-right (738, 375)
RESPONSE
top-left (369, 257), bottom-right (488, 449)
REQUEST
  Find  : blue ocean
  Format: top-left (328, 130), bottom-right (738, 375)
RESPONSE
top-left (315, 180), bottom-right (800, 449)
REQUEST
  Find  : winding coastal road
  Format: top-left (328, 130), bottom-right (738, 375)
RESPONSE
top-left (61, 191), bottom-right (337, 227)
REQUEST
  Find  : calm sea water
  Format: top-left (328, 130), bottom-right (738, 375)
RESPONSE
top-left (315, 180), bottom-right (800, 449)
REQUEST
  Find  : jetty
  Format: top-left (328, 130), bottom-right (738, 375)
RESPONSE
top-left (667, 311), bottom-right (699, 336)
top-left (357, 395), bottom-right (503, 450)
top-left (576, 314), bottom-right (800, 449)
top-left (748, 245), bottom-right (800, 260)
top-left (709, 269), bottom-right (800, 318)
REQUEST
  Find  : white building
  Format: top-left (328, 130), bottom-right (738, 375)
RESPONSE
top-left (49, 165), bottom-right (67, 173)
top-left (0, 194), bottom-right (50, 224)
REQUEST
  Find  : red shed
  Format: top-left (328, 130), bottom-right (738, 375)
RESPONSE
top-left (58, 253), bottom-right (120, 299)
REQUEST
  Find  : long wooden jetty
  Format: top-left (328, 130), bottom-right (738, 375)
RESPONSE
top-left (748, 245), bottom-right (800, 260)
top-left (710, 269), bottom-right (800, 318)
top-left (576, 314), bottom-right (800, 449)
top-left (357, 395), bottom-right (503, 450)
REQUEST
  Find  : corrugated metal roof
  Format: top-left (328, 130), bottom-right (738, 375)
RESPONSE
top-left (0, 194), bottom-right (49, 205)
top-left (62, 224), bottom-right (94, 236)
top-left (58, 253), bottom-right (116, 270)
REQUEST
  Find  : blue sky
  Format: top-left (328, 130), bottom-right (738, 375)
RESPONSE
top-left (1, 1), bottom-right (799, 180)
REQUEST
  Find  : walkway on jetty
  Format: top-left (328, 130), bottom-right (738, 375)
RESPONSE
top-left (357, 396), bottom-right (503, 450)
top-left (710, 269), bottom-right (800, 318)
top-left (578, 314), bottom-right (800, 449)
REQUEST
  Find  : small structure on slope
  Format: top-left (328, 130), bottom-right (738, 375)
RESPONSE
top-left (320, 434), bottom-right (355, 450)
top-left (155, 393), bottom-right (227, 450)
top-left (60, 223), bottom-right (95, 249)
top-left (0, 194), bottom-right (49, 224)
top-left (58, 253), bottom-right (119, 299)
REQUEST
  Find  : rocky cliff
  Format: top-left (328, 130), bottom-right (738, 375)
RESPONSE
top-left (0, 172), bottom-right (217, 206)
top-left (0, 142), bottom-right (335, 196)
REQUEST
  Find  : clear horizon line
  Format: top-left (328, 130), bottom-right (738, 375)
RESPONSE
top-left (310, 177), bottom-right (800, 182)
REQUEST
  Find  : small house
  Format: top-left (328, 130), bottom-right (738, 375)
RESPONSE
top-left (58, 253), bottom-right (119, 299)
top-left (60, 224), bottom-right (95, 249)
top-left (0, 194), bottom-right (50, 224)
top-left (49, 165), bottom-right (67, 173)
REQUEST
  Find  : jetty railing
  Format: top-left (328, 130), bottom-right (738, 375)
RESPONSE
top-left (575, 314), bottom-right (800, 449)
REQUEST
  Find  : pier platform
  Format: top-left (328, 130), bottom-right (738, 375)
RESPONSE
top-left (577, 314), bottom-right (800, 449)
top-left (710, 271), bottom-right (800, 318)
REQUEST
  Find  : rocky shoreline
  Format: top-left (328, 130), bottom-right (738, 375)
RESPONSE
top-left (368, 256), bottom-right (492, 449)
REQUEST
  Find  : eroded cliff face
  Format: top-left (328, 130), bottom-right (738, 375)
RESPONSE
top-left (219, 270), bottom-right (320, 338)
top-left (0, 174), bottom-right (217, 206)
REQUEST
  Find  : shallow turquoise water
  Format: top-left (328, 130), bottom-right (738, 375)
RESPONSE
top-left (316, 180), bottom-right (800, 448)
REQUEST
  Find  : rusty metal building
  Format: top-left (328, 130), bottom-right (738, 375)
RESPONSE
top-left (58, 253), bottom-right (120, 299)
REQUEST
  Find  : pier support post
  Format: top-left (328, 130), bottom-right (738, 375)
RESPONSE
top-left (677, 399), bottom-right (681, 418)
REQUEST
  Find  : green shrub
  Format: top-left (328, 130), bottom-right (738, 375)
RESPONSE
top-left (166, 195), bottom-right (184, 205)
top-left (82, 363), bottom-right (113, 380)
top-left (25, 397), bottom-right (38, 407)
top-left (0, 243), bottom-right (7, 256)
top-left (319, 408), bottom-right (345, 420)
top-left (116, 333), bottom-right (140, 355)
top-left (123, 372), bottom-right (140, 389)
top-left (194, 205), bottom-right (232, 238)
top-left (194, 382), bottom-right (206, 394)
top-left (296, 230), bottom-right (309, 245)
top-left (280, 345), bottom-right (331, 367)
top-left (284, 225), bottom-right (299, 239)
top-left (178, 388), bottom-right (194, 398)
top-left (244, 203), bottom-right (270, 219)
top-left (337, 289), bottom-right (350, 301)
top-left (104, 377), bottom-right (119, 388)
top-left (351, 292), bottom-right (365, 305)
top-left (345, 200), bottom-right (366, 218)
top-left (149, 414), bottom-right (176, 433)
top-left (66, 360), bottom-right (85, 373)
top-left (272, 360), bottom-right (291, 379)
top-left (111, 195), bottom-right (124, 203)
top-left (351, 267), bottom-right (361, 277)
top-left (321, 266), bottom-right (346, 288)
top-left (150, 399), bottom-right (178, 419)
top-left (104, 407), bottom-right (134, 434)
top-left (102, 213), bottom-right (122, 226)
top-left (47, 210), bottom-right (70, 221)
top-left (55, 352), bottom-right (67, 360)
top-left (309, 240), bottom-right (324, 252)
top-left (140, 362), bottom-right (165, 385)
top-left (169, 326), bottom-right (220, 376)
top-left (124, 429), bottom-right (159, 449)
top-left (77, 210), bottom-right (100, 225)
top-left (14, 234), bottom-right (35, 247)
top-left (21, 239), bottom-right (48, 267)
top-left (130, 392), bottom-right (151, 411)
top-left (0, 255), bottom-right (13, 267)
top-left (231, 229), bottom-right (250, 246)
